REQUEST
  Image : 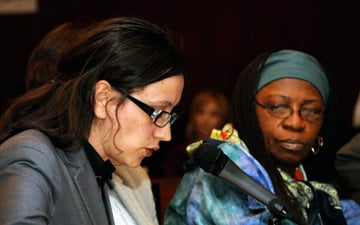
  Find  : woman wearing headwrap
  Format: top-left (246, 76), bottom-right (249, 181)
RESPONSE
top-left (164, 49), bottom-right (360, 225)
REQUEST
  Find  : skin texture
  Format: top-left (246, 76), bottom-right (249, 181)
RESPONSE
top-left (89, 74), bottom-right (184, 167)
top-left (255, 78), bottom-right (324, 175)
top-left (192, 99), bottom-right (224, 140)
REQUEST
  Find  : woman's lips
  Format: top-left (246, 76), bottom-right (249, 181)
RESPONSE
top-left (145, 149), bottom-right (154, 157)
top-left (279, 141), bottom-right (305, 151)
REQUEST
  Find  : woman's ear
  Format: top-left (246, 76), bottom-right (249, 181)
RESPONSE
top-left (93, 80), bottom-right (112, 119)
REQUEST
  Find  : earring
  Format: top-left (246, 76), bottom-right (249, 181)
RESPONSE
top-left (48, 73), bottom-right (60, 84)
top-left (311, 136), bottom-right (324, 155)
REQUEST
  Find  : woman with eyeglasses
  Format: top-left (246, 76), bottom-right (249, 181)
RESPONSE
top-left (0, 17), bottom-right (188, 225)
top-left (165, 49), bottom-right (360, 225)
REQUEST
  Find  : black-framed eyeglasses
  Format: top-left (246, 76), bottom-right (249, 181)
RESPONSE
top-left (127, 95), bottom-right (178, 128)
top-left (254, 98), bottom-right (324, 122)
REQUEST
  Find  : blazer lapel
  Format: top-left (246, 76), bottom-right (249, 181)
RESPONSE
top-left (64, 149), bottom-right (110, 225)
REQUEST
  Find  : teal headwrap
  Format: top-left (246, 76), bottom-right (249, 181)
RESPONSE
top-left (256, 49), bottom-right (329, 105)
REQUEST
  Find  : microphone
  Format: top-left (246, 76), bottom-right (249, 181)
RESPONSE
top-left (193, 141), bottom-right (306, 225)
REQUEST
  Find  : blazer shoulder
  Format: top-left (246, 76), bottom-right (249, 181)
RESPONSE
top-left (0, 129), bottom-right (60, 168)
top-left (1, 129), bottom-right (54, 151)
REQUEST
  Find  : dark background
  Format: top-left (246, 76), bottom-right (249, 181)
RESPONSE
top-left (1, 0), bottom-right (359, 176)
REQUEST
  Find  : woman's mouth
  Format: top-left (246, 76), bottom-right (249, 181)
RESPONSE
top-left (279, 141), bottom-right (305, 151)
top-left (145, 148), bottom-right (154, 157)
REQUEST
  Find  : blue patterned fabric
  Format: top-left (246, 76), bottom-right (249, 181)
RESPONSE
top-left (164, 141), bottom-right (360, 225)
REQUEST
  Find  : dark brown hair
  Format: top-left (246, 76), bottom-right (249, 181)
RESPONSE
top-left (0, 17), bottom-right (189, 149)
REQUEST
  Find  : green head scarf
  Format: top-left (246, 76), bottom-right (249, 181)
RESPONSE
top-left (256, 49), bottom-right (329, 106)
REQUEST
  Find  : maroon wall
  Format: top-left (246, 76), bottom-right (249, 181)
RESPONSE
top-left (1, 0), bottom-right (359, 144)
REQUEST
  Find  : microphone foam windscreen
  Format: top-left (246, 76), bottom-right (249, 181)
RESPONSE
top-left (193, 142), bottom-right (228, 175)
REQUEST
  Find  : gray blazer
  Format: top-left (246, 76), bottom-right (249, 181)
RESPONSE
top-left (0, 129), bottom-right (111, 225)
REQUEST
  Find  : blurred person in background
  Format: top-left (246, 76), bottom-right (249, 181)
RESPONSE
top-left (336, 92), bottom-right (360, 205)
top-left (161, 89), bottom-right (229, 177)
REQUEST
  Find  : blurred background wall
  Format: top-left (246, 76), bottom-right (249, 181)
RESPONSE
top-left (0, 0), bottom-right (359, 147)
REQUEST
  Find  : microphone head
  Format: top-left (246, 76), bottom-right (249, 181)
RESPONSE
top-left (193, 141), bottom-right (228, 175)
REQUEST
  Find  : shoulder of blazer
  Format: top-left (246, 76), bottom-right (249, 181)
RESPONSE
top-left (0, 129), bottom-right (55, 152)
top-left (0, 129), bottom-right (88, 169)
top-left (0, 129), bottom-right (68, 174)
